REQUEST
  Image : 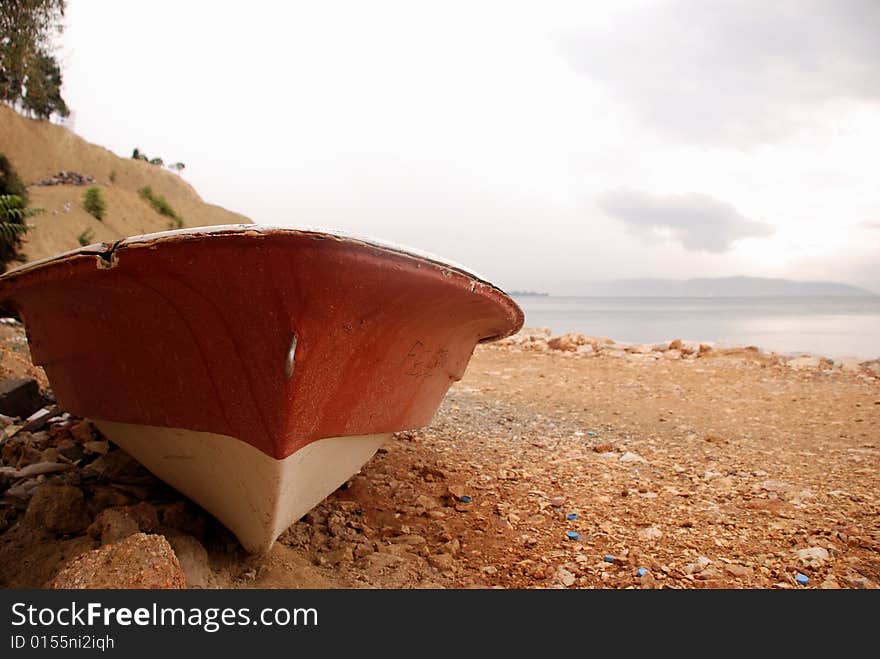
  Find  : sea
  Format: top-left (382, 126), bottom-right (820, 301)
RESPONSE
top-left (511, 296), bottom-right (880, 360)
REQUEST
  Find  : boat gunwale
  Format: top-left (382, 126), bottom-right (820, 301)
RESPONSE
top-left (0, 224), bottom-right (524, 341)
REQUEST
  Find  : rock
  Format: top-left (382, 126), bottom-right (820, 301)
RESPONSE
top-left (56, 439), bottom-right (84, 462)
top-left (86, 450), bottom-right (154, 484)
top-left (87, 508), bottom-right (140, 544)
top-left (860, 359), bottom-right (880, 377)
top-left (550, 496), bottom-right (565, 507)
top-left (668, 339), bottom-right (682, 351)
top-left (620, 452), bottom-right (646, 464)
top-left (556, 567), bottom-right (576, 587)
top-left (25, 484), bottom-right (91, 534)
top-left (69, 420), bottom-right (96, 443)
top-left (820, 576), bottom-right (840, 589)
top-left (0, 378), bottom-right (45, 418)
top-left (122, 501), bottom-right (160, 532)
top-left (548, 334), bottom-right (585, 352)
top-left (696, 556), bottom-right (712, 571)
top-left (787, 356), bottom-right (822, 369)
top-left (83, 440), bottom-right (110, 455)
top-left (638, 526), bottom-right (663, 541)
top-left (90, 485), bottom-right (137, 510)
top-left (428, 553), bottom-right (455, 571)
top-left (679, 340), bottom-right (701, 355)
top-left (353, 542), bottom-right (374, 559)
top-left (390, 534), bottom-right (427, 546)
top-left (795, 546), bottom-right (830, 567)
top-left (325, 546), bottom-right (353, 566)
top-left (841, 572), bottom-right (877, 589)
top-left (48, 533), bottom-right (186, 589)
top-left (724, 564), bottom-right (753, 579)
top-left (445, 484), bottom-right (468, 501)
top-left (414, 494), bottom-right (441, 511)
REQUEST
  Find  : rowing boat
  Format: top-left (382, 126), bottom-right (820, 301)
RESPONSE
top-left (0, 225), bottom-right (523, 552)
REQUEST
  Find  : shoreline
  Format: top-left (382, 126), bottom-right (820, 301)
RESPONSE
top-left (494, 327), bottom-right (880, 375)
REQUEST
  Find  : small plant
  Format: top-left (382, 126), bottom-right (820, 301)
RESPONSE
top-left (109, 170), bottom-right (116, 184)
top-left (149, 157), bottom-right (164, 166)
top-left (82, 186), bottom-right (106, 220)
top-left (138, 186), bottom-right (183, 227)
top-left (77, 228), bottom-right (95, 246)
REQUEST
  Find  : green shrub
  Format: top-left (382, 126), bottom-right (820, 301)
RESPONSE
top-left (138, 186), bottom-right (184, 227)
top-left (82, 186), bottom-right (105, 220)
top-left (0, 154), bottom-right (28, 202)
top-left (0, 194), bottom-right (41, 273)
top-left (77, 228), bottom-right (95, 246)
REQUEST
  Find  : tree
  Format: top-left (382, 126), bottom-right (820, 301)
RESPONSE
top-left (21, 50), bottom-right (68, 119)
top-left (0, 1), bottom-right (68, 117)
top-left (149, 157), bottom-right (164, 166)
top-left (132, 147), bottom-right (148, 161)
top-left (170, 162), bottom-right (186, 174)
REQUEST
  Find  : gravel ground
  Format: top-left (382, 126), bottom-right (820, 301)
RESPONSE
top-left (1, 324), bottom-right (878, 589)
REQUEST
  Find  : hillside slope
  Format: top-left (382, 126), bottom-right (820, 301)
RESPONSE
top-left (0, 105), bottom-right (250, 264)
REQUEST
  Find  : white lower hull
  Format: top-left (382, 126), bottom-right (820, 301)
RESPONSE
top-left (93, 420), bottom-right (389, 553)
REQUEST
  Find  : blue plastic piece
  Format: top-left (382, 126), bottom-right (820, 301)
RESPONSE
top-left (637, 567), bottom-right (648, 577)
top-left (795, 573), bottom-right (809, 585)
top-left (566, 513), bottom-right (578, 521)
top-left (566, 531), bottom-right (580, 540)
top-left (587, 431), bottom-right (597, 437)
top-left (603, 555), bottom-right (615, 563)
top-left (460, 495), bottom-right (472, 503)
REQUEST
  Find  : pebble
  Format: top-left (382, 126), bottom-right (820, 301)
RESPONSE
top-left (795, 546), bottom-right (829, 567)
top-left (566, 513), bottom-right (578, 521)
top-left (638, 526), bottom-right (663, 541)
top-left (603, 555), bottom-right (615, 563)
top-left (795, 573), bottom-right (809, 585)
top-left (637, 567), bottom-right (648, 577)
top-left (619, 452), bottom-right (646, 464)
top-left (550, 496), bottom-right (565, 507)
top-left (460, 495), bottom-right (472, 503)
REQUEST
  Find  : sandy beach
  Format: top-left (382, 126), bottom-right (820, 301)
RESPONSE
top-left (1, 324), bottom-right (878, 589)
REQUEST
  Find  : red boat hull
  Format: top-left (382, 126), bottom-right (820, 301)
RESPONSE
top-left (0, 226), bottom-right (523, 460)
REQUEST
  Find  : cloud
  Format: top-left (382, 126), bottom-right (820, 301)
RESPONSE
top-left (558, 0), bottom-right (880, 145)
top-left (862, 221), bottom-right (880, 230)
top-left (597, 189), bottom-right (774, 253)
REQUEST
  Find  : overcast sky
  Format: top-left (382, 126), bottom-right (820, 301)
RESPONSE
top-left (58, 0), bottom-right (880, 293)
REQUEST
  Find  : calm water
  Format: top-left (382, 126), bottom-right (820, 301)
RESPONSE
top-left (512, 296), bottom-right (880, 359)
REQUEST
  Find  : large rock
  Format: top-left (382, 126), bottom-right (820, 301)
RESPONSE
top-left (548, 333), bottom-right (613, 352)
top-left (0, 378), bottom-right (45, 419)
top-left (48, 533), bottom-right (186, 589)
top-left (25, 485), bottom-right (91, 534)
top-left (860, 359), bottom-right (880, 377)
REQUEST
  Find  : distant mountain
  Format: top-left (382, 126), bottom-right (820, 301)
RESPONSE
top-left (565, 276), bottom-right (877, 297)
